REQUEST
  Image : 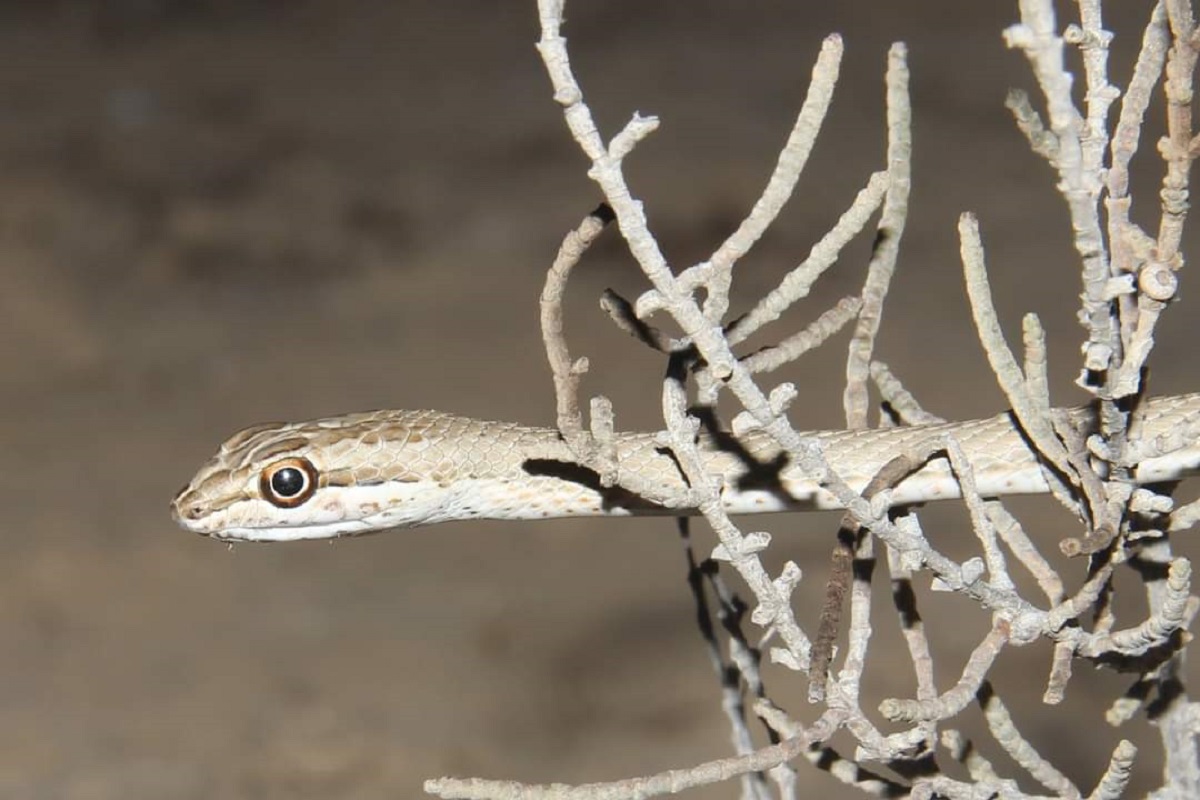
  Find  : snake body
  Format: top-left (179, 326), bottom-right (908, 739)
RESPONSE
top-left (170, 393), bottom-right (1200, 541)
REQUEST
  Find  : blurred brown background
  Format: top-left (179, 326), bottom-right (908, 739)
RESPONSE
top-left (1, 1), bottom-right (1197, 798)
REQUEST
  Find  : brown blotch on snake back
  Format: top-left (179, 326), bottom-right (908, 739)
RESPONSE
top-left (248, 437), bottom-right (313, 464)
top-left (195, 469), bottom-right (237, 498)
top-left (323, 469), bottom-right (356, 488)
top-left (370, 426), bottom-right (423, 446)
top-left (220, 422), bottom-right (285, 453)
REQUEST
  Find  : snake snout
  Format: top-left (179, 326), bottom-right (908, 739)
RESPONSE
top-left (169, 486), bottom-right (208, 532)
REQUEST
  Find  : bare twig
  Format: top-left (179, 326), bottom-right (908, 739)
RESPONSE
top-left (1088, 740), bottom-right (1138, 800)
top-left (440, 1), bottom-right (1200, 797)
top-left (810, 450), bottom-right (943, 703)
top-left (540, 203), bottom-right (616, 457)
top-left (880, 622), bottom-right (1011, 724)
top-left (978, 680), bottom-right (1081, 797)
top-left (1005, 0), bottom-right (1117, 376)
top-left (702, 30), bottom-right (846, 324)
top-left (869, 362), bottom-right (945, 425)
top-left (726, 172), bottom-right (885, 346)
top-left (844, 44), bottom-right (912, 428)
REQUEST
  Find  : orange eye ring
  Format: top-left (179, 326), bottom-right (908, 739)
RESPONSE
top-left (260, 457), bottom-right (319, 508)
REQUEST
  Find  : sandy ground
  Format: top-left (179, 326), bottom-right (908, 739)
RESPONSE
top-left (1, 2), bottom-right (1198, 798)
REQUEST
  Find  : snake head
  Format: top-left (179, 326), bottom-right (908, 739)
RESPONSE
top-left (170, 411), bottom-right (461, 541)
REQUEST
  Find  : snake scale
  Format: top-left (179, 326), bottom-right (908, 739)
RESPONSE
top-left (170, 393), bottom-right (1200, 541)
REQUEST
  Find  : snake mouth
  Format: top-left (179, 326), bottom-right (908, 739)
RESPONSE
top-left (170, 500), bottom-right (219, 538)
top-left (168, 485), bottom-right (240, 538)
top-left (200, 520), bottom-right (377, 542)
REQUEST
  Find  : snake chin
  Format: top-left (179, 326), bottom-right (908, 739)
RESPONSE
top-left (169, 479), bottom-right (457, 541)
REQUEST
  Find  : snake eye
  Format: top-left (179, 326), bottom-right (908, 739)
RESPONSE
top-left (260, 457), bottom-right (318, 508)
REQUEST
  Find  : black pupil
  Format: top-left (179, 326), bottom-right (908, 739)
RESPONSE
top-left (271, 467), bottom-right (306, 497)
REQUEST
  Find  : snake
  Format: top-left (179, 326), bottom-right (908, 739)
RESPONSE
top-left (170, 393), bottom-right (1200, 542)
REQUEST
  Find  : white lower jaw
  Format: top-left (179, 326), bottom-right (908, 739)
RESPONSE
top-left (207, 519), bottom-right (377, 542)
top-left (186, 482), bottom-right (451, 541)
